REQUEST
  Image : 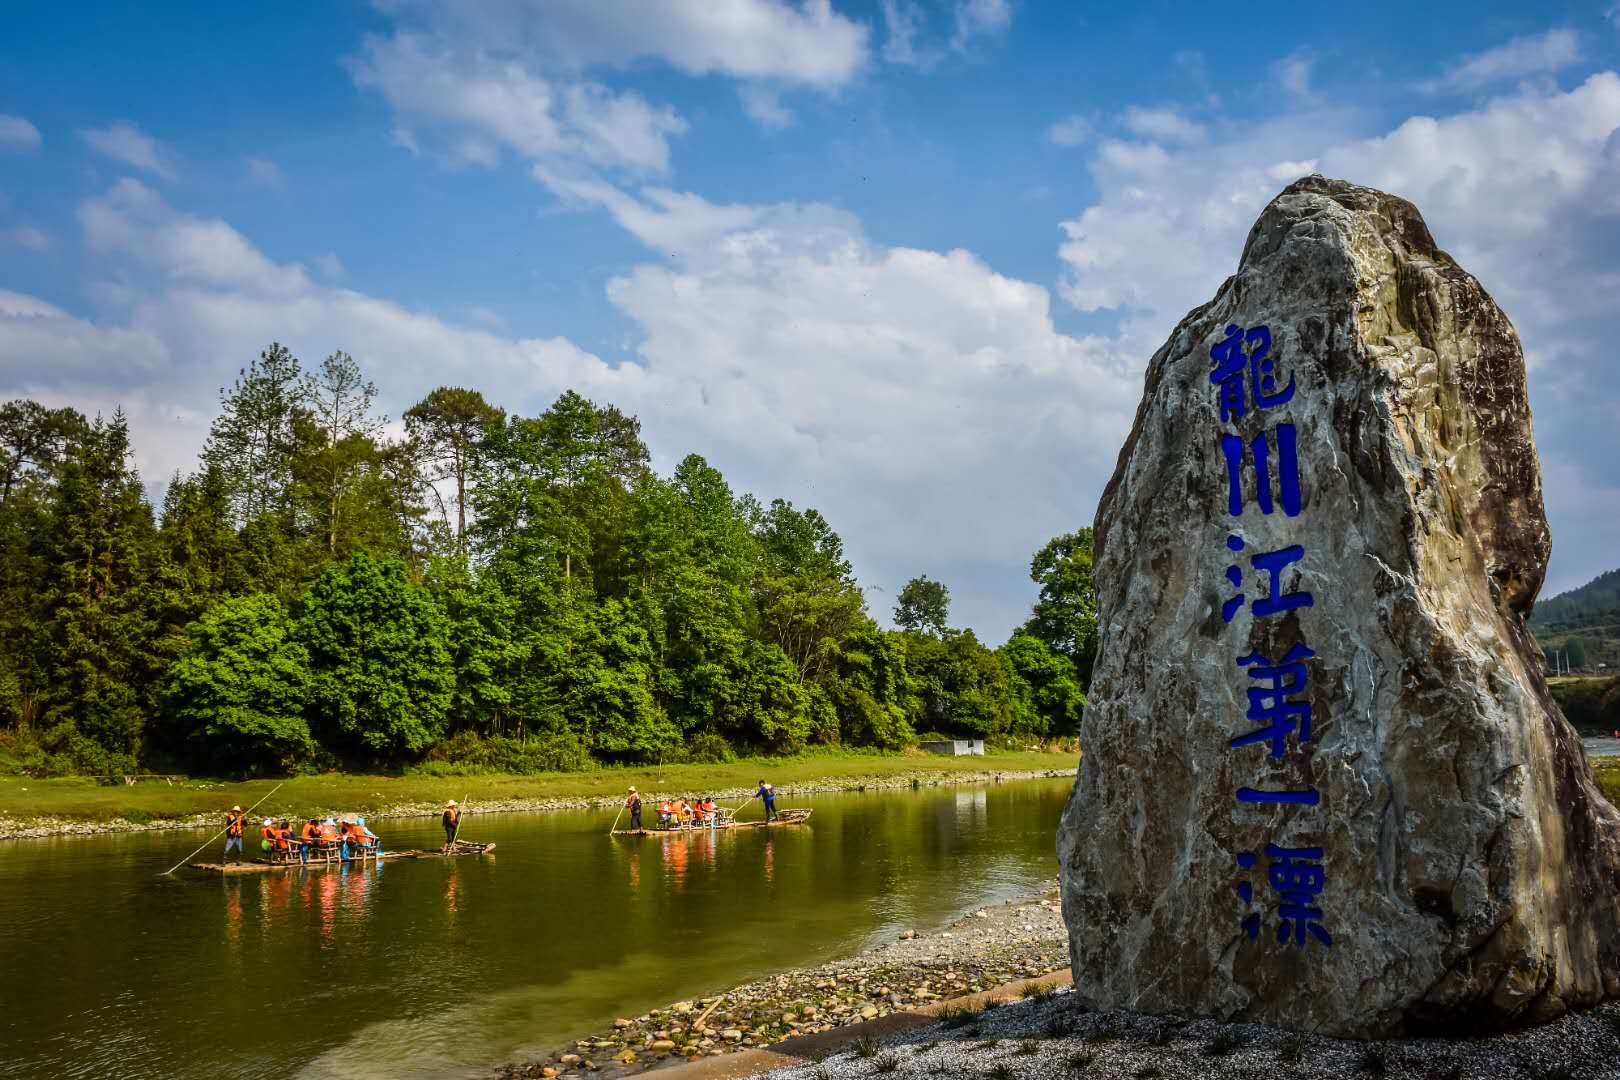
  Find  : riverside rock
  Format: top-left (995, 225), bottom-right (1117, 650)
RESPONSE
top-left (1057, 175), bottom-right (1620, 1036)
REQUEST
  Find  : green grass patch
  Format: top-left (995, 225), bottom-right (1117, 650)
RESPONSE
top-left (0, 750), bottom-right (1071, 828)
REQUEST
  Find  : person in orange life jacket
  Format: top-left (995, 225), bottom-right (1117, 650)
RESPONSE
top-left (441, 801), bottom-right (461, 852)
top-left (753, 780), bottom-right (777, 822)
top-left (658, 799), bottom-right (674, 828)
top-left (353, 817), bottom-right (381, 857)
top-left (300, 818), bottom-right (321, 849)
top-left (274, 820), bottom-right (308, 864)
top-left (701, 797), bottom-right (717, 823)
top-left (259, 818), bottom-right (278, 851)
top-left (222, 806), bottom-right (246, 863)
top-left (673, 797), bottom-right (691, 826)
top-left (625, 787), bottom-right (642, 830)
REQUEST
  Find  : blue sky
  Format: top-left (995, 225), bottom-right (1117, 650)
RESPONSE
top-left (3, 1), bottom-right (1620, 639)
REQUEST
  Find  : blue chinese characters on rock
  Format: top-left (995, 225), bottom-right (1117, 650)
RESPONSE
top-left (1209, 322), bottom-right (1330, 952)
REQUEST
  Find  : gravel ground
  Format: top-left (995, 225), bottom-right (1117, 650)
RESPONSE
top-left (499, 889), bottom-right (1071, 1080)
top-left (754, 987), bottom-right (1620, 1080)
top-left (0, 768), bottom-right (1073, 841)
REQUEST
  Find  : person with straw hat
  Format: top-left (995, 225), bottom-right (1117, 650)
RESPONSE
top-left (441, 800), bottom-right (461, 853)
top-left (222, 805), bottom-right (246, 864)
top-left (625, 787), bottom-right (642, 830)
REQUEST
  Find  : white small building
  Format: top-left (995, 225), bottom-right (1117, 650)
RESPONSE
top-left (919, 738), bottom-right (985, 756)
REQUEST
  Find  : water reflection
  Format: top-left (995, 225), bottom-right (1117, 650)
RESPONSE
top-left (0, 777), bottom-right (1074, 1080)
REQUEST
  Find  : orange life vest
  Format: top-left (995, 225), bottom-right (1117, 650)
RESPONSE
top-left (273, 828), bottom-right (292, 850)
top-left (226, 813), bottom-right (243, 838)
top-left (260, 824), bottom-right (277, 842)
top-left (301, 822), bottom-right (319, 842)
top-left (319, 824), bottom-right (339, 842)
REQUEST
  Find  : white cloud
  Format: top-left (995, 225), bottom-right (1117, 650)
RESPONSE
top-left (1425, 28), bottom-right (1581, 92)
top-left (390, 0), bottom-right (869, 90)
top-left (0, 114), bottom-right (41, 152)
top-left (1120, 106), bottom-right (1205, 144)
top-left (881, 0), bottom-right (935, 68)
top-left (358, 1), bottom-right (869, 140)
top-left (79, 121), bottom-right (177, 178)
top-left (1056, 71), bottom-right (1620, 605)
top-left (244, 155), bottom-right (287, 189)
top-left (5, 170), bottom-right (1135, 638)
top-left (952, 0), bottom-right (1012, 50)
top-left (3, 225), bottom-right (50, 251)
top-left (2, 181), bottom-right (622, 491)
top-left (312, 252), bottom-right (345, 279)
top-left (526, 172), bottom-right (1139, 634)
top-left (349, 32), bottom-right (687, 173)
top-left (738, 83), bottom-right (795, 130)
top-left (1273, 49), bottom-right (1316, 101)
top-left (1047, 114), bottom-right (1092, 147)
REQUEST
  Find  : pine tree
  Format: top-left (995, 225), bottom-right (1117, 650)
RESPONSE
top-left (203, 343), bottom-right (304, 526)
top-left (39, 411), bottom-right (159, 769)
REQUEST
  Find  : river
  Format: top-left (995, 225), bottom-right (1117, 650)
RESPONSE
top-left (0, 777), bottom-right (1073, 1080)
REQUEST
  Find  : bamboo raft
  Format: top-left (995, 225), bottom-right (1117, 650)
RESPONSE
top-left (190, 841), bottom-right (496, 874)
top-left (612, 807), bottom-right (811, 836)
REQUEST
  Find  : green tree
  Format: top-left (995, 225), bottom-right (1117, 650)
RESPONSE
top-left (1022, 528), bottom-right (1099, 683)
top-left (38, 411), bottom-right (159, 768)
top-left (752, 498), bottom-right (866, 685)
top-left (894, 575), bottom-right (950, 635)
top-left (905, 629), bottom-right (1014, 738)
top-left (426, 557), bottom-right (527, 737)
top-left (0, 400), bottom-right (85, 505)
top-left (404, 386), bottom-right (505, 556)
top-left (1001, 631), bottom-right (1085, 740)
top-left (162, 593), bottom-right (313, 772)
top-left (824, 624), bottom-right (918, 748)
top-left (296, 551), bottom-right (454, 760)
top-left (203, 343), bottom-right (304, 525)
top-left (0, 401), bottom-right (84, 730)
top-left (296, 350), bottom-right (384, 555)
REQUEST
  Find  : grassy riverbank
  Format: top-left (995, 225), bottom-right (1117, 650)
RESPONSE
top-left (0, 749), bottom-right (1074, 837)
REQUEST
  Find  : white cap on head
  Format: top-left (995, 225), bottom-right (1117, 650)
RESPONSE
top-left (263, 818), bottom-right (273, 826)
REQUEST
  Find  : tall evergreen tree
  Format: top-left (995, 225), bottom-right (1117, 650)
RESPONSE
top-left (296, 350), bottom-right (384, 555)
top-left (203, 343), bottom-right (305, 526)
top-left (38, 411), bottom-right (159, 768)
top-left (404, 386), bottom-right (504, 556)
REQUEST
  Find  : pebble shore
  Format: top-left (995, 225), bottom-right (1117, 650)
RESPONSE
top-left (0, 768), bottom-right (1074, 841)
top-left (496, 882), bottom-right (1620, 1080)
top-left (748, 982), bottom-right (1620, 1080)
top-left (498, 890), bottom-right (1072, 1080)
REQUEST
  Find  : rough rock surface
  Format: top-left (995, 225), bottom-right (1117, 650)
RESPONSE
top-left (1057, 175), bottom-right (1620, 1036)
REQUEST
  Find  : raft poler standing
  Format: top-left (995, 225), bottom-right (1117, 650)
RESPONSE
top-left (441, 800), bottom-right (462, 852)
top-left (625, 787), bottom-right (642, 830)
top-left (753, 779), bottom-right (777, 823)
top-left (221, 805), bottom-right (246, 864)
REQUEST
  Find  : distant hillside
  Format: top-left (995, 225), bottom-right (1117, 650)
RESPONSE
top-left (1534, 568), bottom-right (1620, 631)
top-left (1532, 567), bottom-right (1620, 674)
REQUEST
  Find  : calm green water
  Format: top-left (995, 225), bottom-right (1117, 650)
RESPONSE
top-left (0, 778), bottom-right (1071, 1080)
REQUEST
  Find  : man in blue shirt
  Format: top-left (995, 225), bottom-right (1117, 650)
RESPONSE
top-left (753, 780), bottom-right (777, 823)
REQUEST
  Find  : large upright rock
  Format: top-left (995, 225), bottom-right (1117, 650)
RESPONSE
top-left (1057, 176), bottom-right (1620, 1036)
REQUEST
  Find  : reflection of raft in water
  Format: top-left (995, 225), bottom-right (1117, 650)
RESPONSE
top-left (189, 841), bottom-right (497, 874)
top-left (612, 807), bottom-right (812, 836)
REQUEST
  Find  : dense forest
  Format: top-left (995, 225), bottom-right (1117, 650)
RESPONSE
top-left (1532, 567), bottom-right (1620, 673)
top-left (0, 345), bottom-right (1095, 777)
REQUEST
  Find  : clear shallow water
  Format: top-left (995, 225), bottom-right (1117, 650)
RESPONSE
top-left (0, 778), bottom-right (1073, 1080)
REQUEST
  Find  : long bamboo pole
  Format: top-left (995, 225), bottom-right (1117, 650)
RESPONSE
top-left (161, 781), bottom-right (286, 876)
top-left (608, 802), bottom-right (625, 836)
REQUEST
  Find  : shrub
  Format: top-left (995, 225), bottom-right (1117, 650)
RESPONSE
top-left (684, 731), bottom-right (735, 764)
top-left (418, 731), bottom-right (592, 775)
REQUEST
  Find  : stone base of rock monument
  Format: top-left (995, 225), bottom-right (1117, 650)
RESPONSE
top-left (1057, 175), bottom-right (1620, 1037)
